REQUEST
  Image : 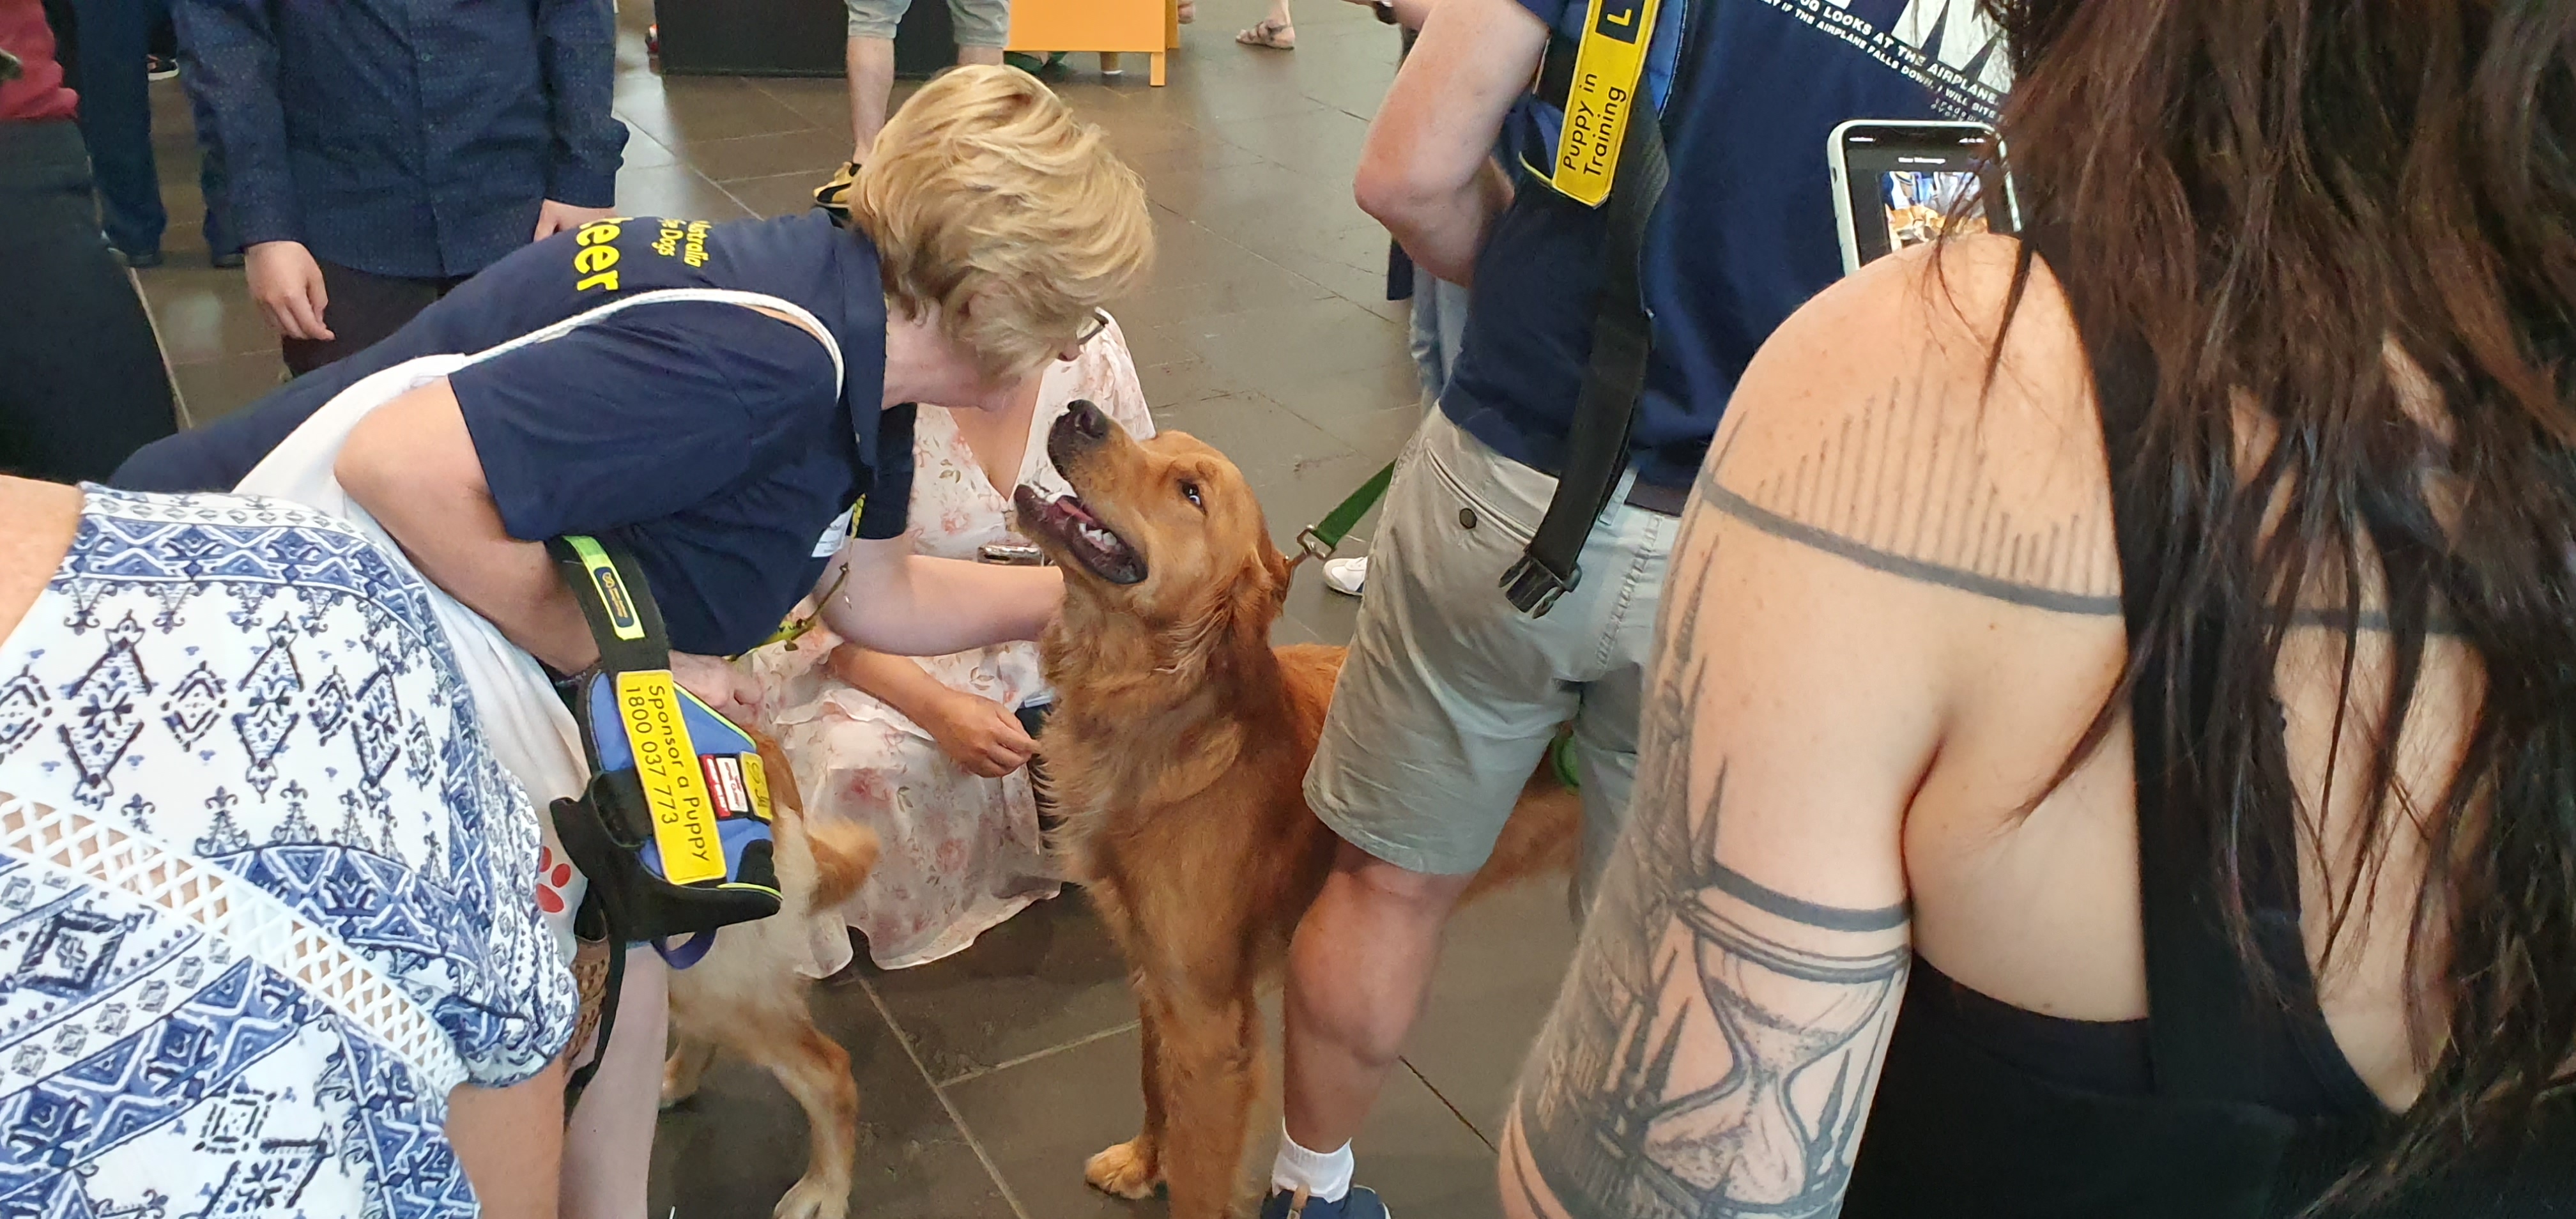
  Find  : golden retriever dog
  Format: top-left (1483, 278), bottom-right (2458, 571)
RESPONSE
top-left (1013, 401), bottom-right (1578, 1219)
top-left (659, 733), bottom-right (882, 1219)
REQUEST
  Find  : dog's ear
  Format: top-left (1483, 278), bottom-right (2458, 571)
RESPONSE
top-left (1260, 537), bottom-right (1292, 617)
top-left (1226, 535), bottom-right (1291, 631)
top-left (1199, 533), bottom-right (1291, 676)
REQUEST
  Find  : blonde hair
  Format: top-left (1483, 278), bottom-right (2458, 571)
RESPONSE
top-left (852, 65), bottom-right (1154, 381)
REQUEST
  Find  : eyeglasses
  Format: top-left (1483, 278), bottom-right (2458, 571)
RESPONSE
top-left (1072, 309), bottom-right (1111, 347)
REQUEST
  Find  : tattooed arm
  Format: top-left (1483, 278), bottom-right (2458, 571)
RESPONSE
top-left (1500, 237), bottom-right (2115, 1219)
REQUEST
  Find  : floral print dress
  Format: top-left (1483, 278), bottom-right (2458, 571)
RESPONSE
top-left (736, 319), bottom-right (1153, 971)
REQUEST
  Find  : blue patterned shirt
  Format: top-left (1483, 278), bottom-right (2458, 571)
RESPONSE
top-left (0, 487), bottom-right (577, 1216)
top-left (173, 0), bottom-right (629, 279)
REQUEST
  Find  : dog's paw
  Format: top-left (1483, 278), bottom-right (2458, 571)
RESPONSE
top-left (1084, 1138), bottom-right (1161, 1200)
top-left (659, 1061), bottom-right (701, 1110)
top-left (772, 1174), bottom-right (849, 1219)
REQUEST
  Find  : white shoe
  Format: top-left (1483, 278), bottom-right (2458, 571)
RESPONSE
top-left (1322, 556), bottom-right (1368, 596)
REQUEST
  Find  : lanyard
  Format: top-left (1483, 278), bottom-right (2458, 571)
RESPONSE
top-left (1540, 0), bottom-right (1664, 208)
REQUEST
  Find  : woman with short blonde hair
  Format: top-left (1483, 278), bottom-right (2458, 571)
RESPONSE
top-left (857, 65), bottom-right (1154, 381)
top-left (112, 61), bottom-right (1151, 1219)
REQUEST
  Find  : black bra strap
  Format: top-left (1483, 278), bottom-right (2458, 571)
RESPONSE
top-left (2019, 224), bottom-right (2270, 1108)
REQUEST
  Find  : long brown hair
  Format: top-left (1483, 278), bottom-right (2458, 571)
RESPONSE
top-left (1981, 0), bottom-right (2575, 1199)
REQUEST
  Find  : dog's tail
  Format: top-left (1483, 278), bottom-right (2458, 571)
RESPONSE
top-left (753, 731), bottom-right (882, 912)
top-left (803, 823), bottom-right (881, 911)
top-left (1462, 751), bottom-right (1583, 904)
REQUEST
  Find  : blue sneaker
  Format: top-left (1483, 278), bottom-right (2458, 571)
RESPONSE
top-left (1258, 1186), bottom-right (1390, 1219)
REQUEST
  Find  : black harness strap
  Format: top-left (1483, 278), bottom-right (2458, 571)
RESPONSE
top-left (1499, 51), bottom-right (1675, 616)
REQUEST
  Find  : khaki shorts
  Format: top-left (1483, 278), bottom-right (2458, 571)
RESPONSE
top-left (847, 0), bottom-right (1008, 46)
top-left (1304, 409), bottom-right (1678, 901)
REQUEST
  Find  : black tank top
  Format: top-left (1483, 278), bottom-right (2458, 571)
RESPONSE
top-left (1838, 231), bottom-right (2576, 1217)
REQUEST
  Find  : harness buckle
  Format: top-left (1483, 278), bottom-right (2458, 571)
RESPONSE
top-left (1501, 552), bottom-right (1580, 618)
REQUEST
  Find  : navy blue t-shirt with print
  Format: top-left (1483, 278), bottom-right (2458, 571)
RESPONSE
top-left (113, 211), bottom-right (908, 657)
top-left (1441, 0), bottom-right (2009, 489)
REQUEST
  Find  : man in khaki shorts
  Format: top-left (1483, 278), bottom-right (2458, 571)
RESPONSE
top-left (1264, 0), bottom-right (2012, 1214)
top-left (811, 0), bottom-right (1010, 219)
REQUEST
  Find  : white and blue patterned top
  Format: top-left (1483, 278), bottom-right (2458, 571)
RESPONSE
top-left (0, 486), bottom-right (577, 1218)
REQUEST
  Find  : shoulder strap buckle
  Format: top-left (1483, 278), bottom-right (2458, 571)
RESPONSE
top-left (1501, 552), bottom-right (1581, 617)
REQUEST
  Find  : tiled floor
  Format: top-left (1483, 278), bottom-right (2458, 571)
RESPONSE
top-left (130, 3), bottom-right (1583, 1215)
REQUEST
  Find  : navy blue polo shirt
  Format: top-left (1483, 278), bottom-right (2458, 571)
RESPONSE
top-left (112, 211), bottom-right (907, 657)
top-left (1441, 0), bottom-right (2009, 487)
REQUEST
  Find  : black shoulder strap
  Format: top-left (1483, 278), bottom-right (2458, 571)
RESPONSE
top-left (1499, 59), bottom-right (1675, 615)
top-left (2021, 224), bottom-right (2271, 1107)
top-left (538, 532), bottom-right (664, 1117)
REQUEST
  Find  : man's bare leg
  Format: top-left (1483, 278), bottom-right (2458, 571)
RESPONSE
top-left (1276, 839), bottom-right (1473, 1197)
top-left (958, 43), bottom-right (1004, 67)
top-left (846, 36), bottom-right (898, 162)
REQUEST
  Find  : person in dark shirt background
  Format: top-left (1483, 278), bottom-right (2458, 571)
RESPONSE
top-left (0, 0), bottom-right (179, 482)
top-left (43, 0), bottom-right (236, 268)
top-left (177, 0), bottom-right (627, 375)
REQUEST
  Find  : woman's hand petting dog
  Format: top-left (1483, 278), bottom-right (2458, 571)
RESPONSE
top-left (922, 691), bottom-right (1038, 778)
top-left (671, 651), bottom-right (763, 724)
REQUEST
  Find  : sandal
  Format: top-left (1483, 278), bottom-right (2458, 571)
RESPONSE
top-left (1236, 17), bottom-right (1294, 48)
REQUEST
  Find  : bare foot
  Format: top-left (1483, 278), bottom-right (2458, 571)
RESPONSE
top-left (1177, 0), bottom-right (1196, 20)
top-left (774, 1172), bottom-right (851, 1219)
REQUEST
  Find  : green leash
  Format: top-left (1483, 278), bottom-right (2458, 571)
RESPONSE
top-left (1292, 460), bottom-right (1397, 569)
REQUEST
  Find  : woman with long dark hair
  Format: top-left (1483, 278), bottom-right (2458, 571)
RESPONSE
top-left (1500, 1), bottom-right (2575, 1214)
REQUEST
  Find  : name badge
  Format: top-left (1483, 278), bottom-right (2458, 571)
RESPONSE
top-left (1547, 0), bottom-right (1660, 208)
top-left (811, 499), bottom-right (861, 558)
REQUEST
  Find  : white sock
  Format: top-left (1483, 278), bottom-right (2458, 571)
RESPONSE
top-left (1271, 1124), bottom-right (1354, 1204)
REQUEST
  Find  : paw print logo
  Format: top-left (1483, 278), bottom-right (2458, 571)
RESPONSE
top-left (535, 845), bottom-right (577, 915)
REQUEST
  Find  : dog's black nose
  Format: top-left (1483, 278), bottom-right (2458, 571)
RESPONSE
top-left (1066, 399), bottom-right (1109, 440)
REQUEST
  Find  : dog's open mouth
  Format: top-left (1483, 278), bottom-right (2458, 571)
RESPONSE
top-left (1013, 486), bottom-right (1146, 585)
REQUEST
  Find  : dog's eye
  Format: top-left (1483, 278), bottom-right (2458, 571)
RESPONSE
top-left (1180, 481), bottom-right (1204, 509)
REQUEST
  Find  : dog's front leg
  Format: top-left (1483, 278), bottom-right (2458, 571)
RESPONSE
top-left (1153, 986), bottom-right (1262, 1219)
top-left (1085, 970), bottom-right (1170, 1199)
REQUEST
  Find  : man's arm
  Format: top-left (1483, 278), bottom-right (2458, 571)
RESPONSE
top-left (174, 0), bottom-right (337, 338)
top-left (533, 0), bottom-right (625, 220)
top-left (336, 379), bottom-right (600, 673)
top-left (172, 0), bottom-right (296, 250)
top-left (1354, 0), bottom-right (1547, 284)
top-left (815, 536), bottom-right (1065, 658)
